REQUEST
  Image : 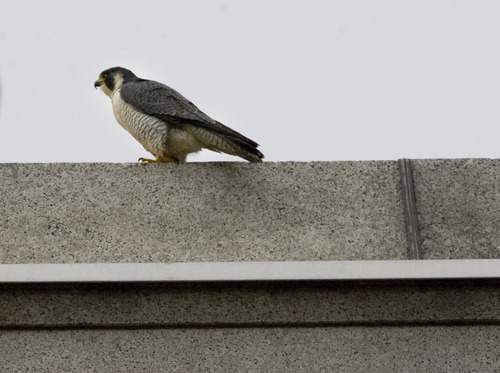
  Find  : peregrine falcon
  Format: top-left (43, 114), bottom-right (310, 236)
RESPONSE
top-left (94, 67), bottom-right (264, 163)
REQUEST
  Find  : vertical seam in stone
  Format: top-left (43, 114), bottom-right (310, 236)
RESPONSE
top-left (398, 158), bottom-right (422, 260)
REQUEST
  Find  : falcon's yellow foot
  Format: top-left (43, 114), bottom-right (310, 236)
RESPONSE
top-left (138, 156), bottom-right (175, 163)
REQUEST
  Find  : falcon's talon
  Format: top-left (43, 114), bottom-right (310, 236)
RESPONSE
top-left (139, 156), bottom-right (175, 163)
top-left (95, 66), bottom-right (264, 163)
top-left (138, 157), bottom-right (157, 163)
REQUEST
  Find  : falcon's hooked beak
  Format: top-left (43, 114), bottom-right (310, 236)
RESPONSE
top-left (94, 78), bottom-right (103, 89)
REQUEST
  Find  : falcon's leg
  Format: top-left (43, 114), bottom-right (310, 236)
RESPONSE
top-left (138, 155), bottom-right (175, 163)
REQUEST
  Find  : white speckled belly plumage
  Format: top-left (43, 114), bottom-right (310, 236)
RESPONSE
top-left (111, 90), bottom-right (203, 162)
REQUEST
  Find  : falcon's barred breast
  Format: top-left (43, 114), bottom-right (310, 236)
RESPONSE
top-left (94, 67), bottom-right (264, 163)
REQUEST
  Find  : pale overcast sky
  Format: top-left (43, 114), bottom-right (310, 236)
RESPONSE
top-left (1, 1), bottom-right (500, 163)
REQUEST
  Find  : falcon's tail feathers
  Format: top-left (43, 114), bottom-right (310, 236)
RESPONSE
top-left (225, 136), bottom-right (264, 163)
top-left (210, 121), bottom-right (264, 163)
top-left (204, 134), bottom-right (263, 163)
top-left (190, 123), bottom-right (264, 163)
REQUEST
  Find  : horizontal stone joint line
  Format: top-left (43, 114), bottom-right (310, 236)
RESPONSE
top-left (2, 319), bottom-right (499, 331)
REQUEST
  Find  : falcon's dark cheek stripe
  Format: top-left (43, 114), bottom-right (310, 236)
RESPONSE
top-left (105, 75), bottom-right (115, 91)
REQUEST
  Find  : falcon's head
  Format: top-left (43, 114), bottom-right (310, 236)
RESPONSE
top-left (94, 66), bottom-right (137, 97)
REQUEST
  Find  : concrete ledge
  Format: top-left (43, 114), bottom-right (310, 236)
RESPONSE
top-left (2, 160), bottom-right (500, 263)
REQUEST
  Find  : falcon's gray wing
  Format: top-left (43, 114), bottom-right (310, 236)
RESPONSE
top-left (120, 80), bottom-right (260, 149)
